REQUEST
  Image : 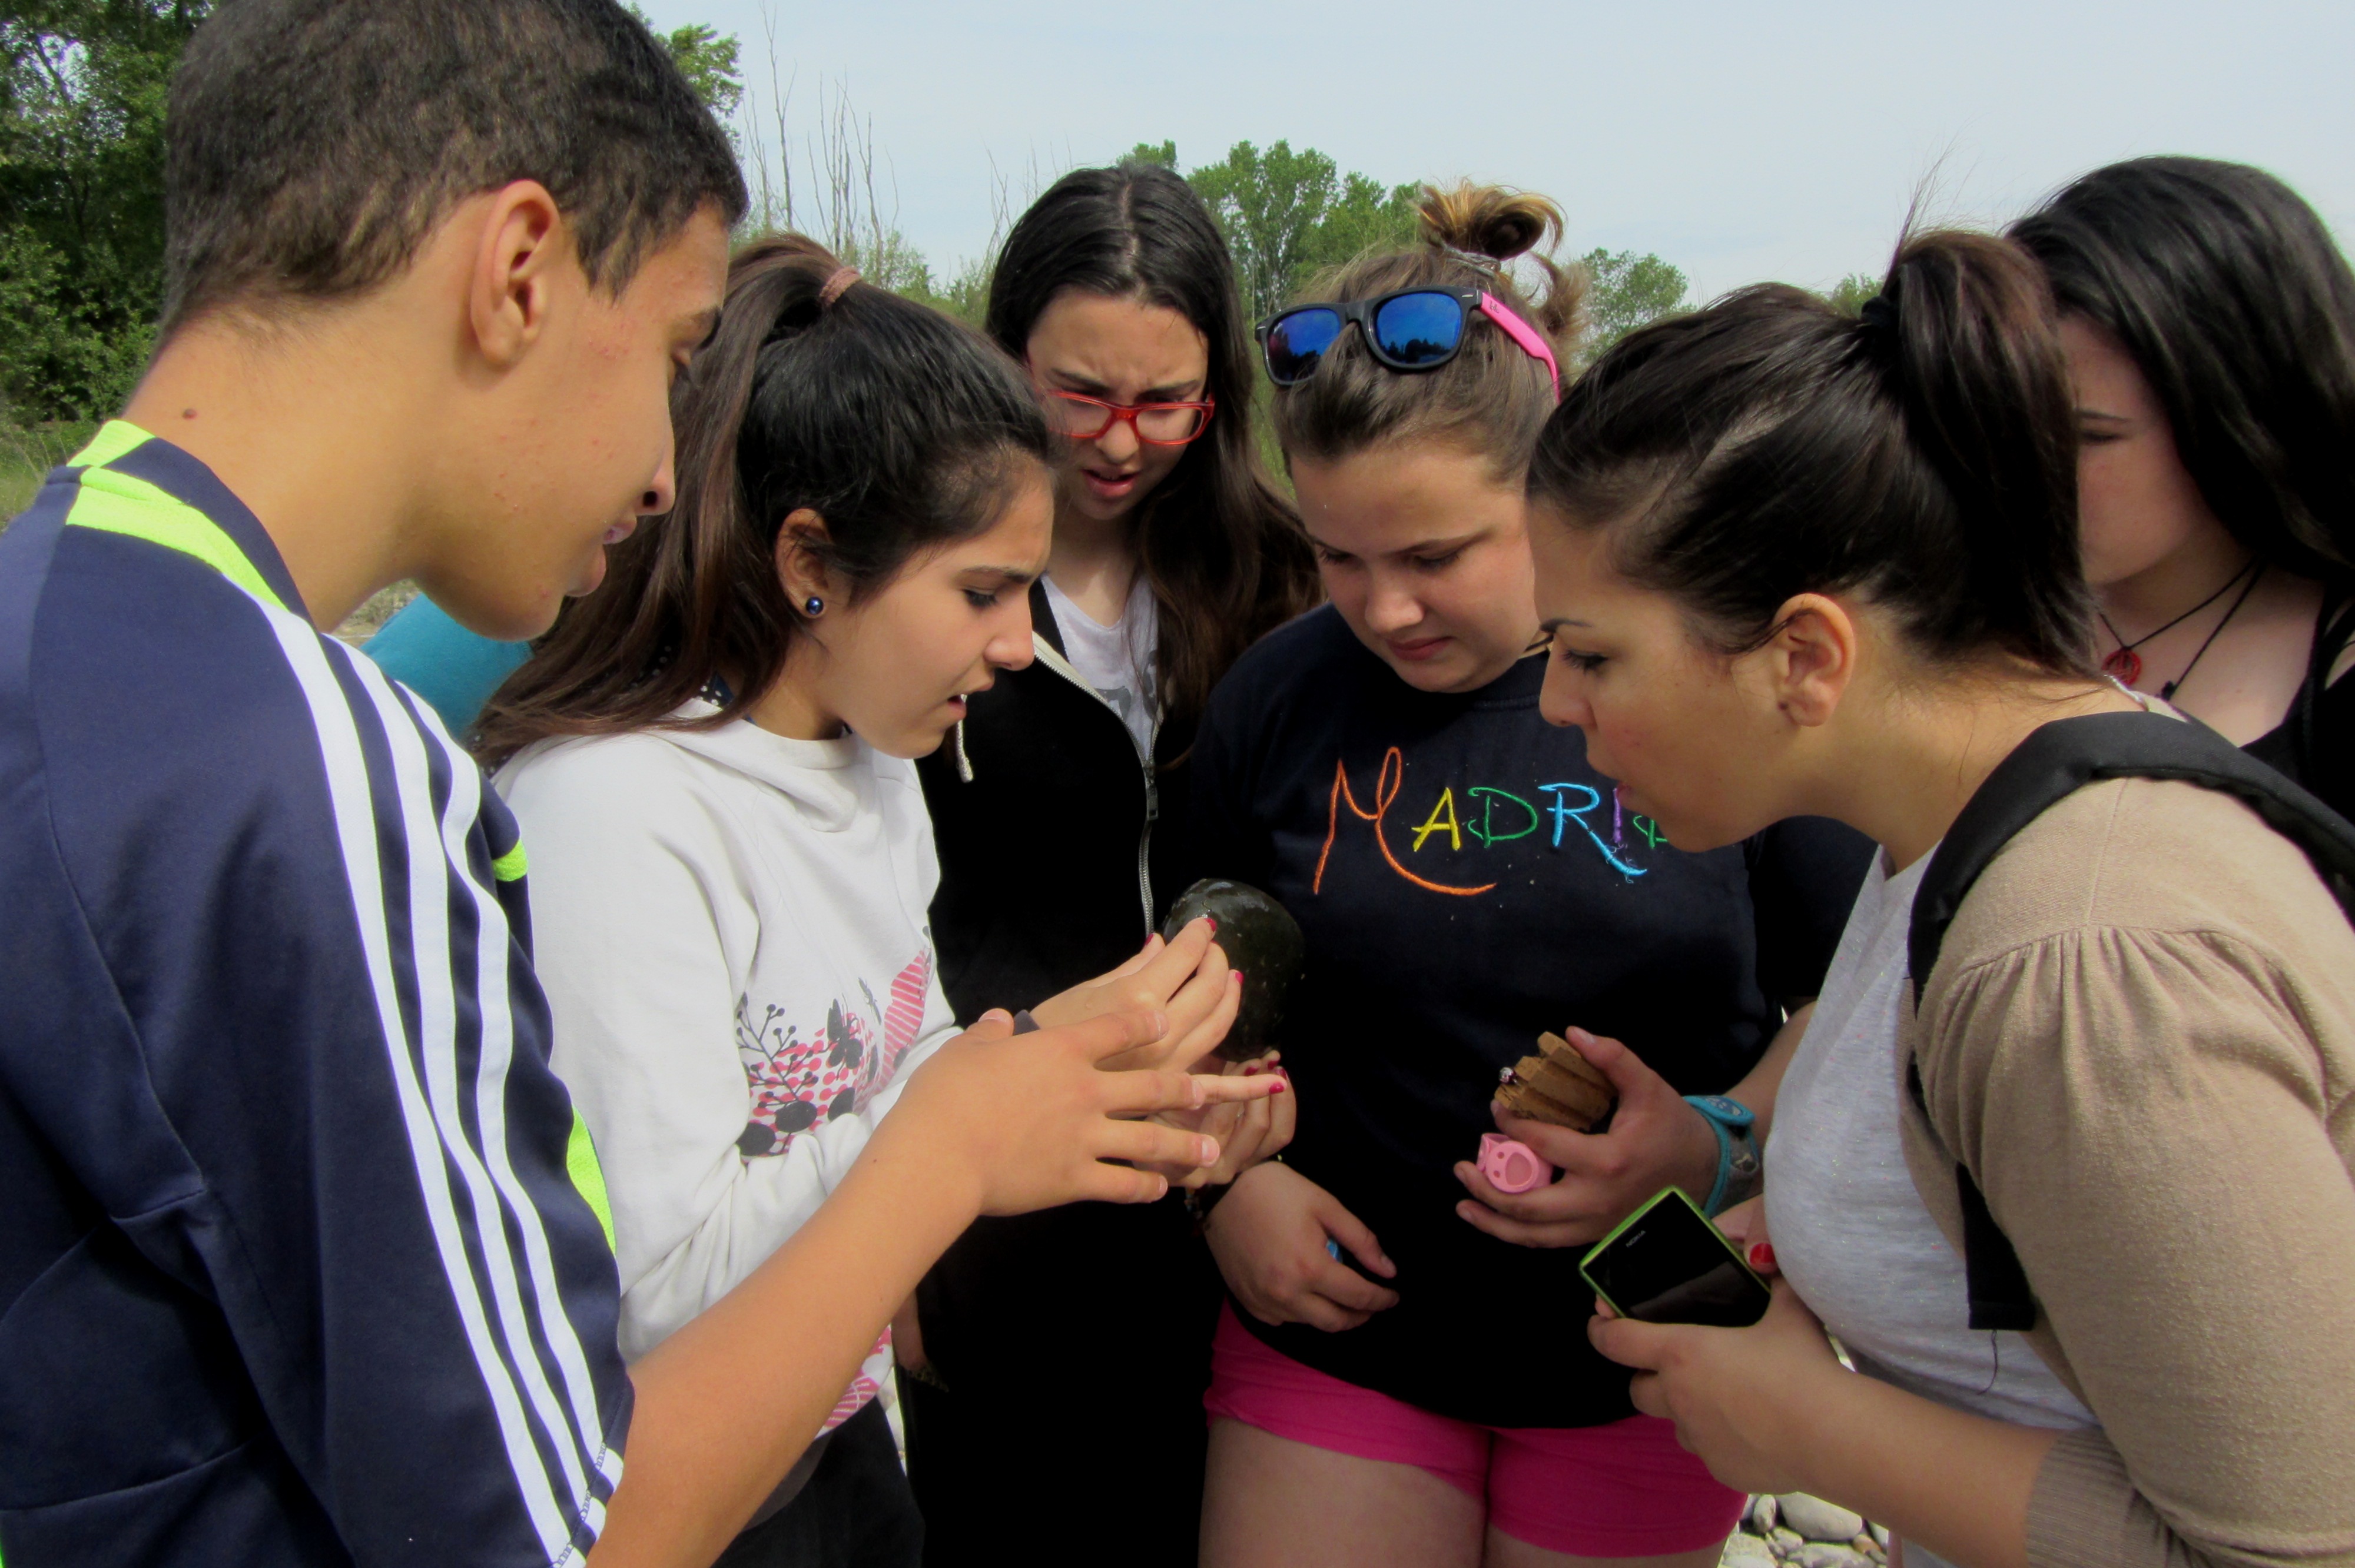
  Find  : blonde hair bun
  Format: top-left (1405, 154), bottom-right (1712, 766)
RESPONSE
top-left (1418, 181), bottom-right (1564, 264)
top-left (1272, 177), bottom-right (1584, 474)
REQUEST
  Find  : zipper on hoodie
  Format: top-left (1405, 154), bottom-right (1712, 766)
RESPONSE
top-left (1026, 634), bottom-right (1160, 939)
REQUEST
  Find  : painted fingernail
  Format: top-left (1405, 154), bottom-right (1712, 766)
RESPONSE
top-left (1267, 1078), bottom-right (1286, 1094)
top-left (1203, 916), bottom-right (1218, 934)
top-left (1749, 1243), bottom-right (1776, 1272)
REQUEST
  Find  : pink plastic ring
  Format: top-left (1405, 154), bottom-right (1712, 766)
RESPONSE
top-left (1478, 1132), bottom-right (1551, 1194)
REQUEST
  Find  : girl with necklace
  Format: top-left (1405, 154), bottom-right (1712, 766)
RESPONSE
top-left (2011, 157), bottom-right (2355, 818)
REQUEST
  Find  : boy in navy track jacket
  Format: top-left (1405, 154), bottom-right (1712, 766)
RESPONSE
top-left (1, 423), bottom-right (628, 1564)
top-left (0, 5), bottom-right (1271, 1564)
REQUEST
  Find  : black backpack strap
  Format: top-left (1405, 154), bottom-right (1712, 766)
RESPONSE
top-left (2290, 593), bottom-right (2355, 786)
top-left (1908, 710), bottom-right (2355, 1333)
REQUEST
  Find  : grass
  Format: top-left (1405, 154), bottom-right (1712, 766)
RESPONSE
top-left (333, 581), bottom-right (420, 645)
top-left (1, 421), bottom-right (95, 531)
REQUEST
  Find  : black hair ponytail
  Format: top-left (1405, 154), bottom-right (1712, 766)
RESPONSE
top-left (1870, 232), bottom-right (2087, 667)
top-left (1528, 228), bottom-right (2094, 676)
top-left (476, 235), bottom-right (1052, 766)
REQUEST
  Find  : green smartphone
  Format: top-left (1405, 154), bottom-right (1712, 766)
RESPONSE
top-left (1579, 1187), bottom-right (1772, 1327)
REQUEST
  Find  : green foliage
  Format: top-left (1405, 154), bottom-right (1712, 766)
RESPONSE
top-left (1314, 172), bottom-right (1421, 280)
top-left (0, 0), bottom-right (1705, 434)
top-left (1, 1), bottom-right (207, 423)
top-left (1824, 271), bottom-right (1879, 314)
top-left (834, 222), bottom-right (993, 328)
top-left (1581, 248), bottom-right (1690, 350)
top-left (1184, 140), bottom-right (1419, 321)
top-left (1, 417), bottom-right (97, 527)
top-left (908, 251), bottom-right (991, 328)
top-left (625, 6), bottom-right (741, 127)
top-left (828, 226), bottom-right (931, 296)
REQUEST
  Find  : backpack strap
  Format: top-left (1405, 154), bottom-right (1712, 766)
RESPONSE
top-left (1907, 709), bottom-right (2355, 1332)
top-left (2287, 593), bottom-right (2355, 788)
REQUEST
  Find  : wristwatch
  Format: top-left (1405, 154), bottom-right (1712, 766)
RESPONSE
top-left (1683, 1094), bottom-right (1762, 1217)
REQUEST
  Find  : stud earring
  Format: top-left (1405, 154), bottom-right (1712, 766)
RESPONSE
top-left (803, 595), bottom-right (824, 617)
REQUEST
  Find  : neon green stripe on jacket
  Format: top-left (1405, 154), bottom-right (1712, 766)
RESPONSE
top-left (61, 423), bottom-right (289, 613)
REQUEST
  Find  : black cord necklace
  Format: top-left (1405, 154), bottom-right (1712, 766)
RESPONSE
top-left (2098, 558), bottom-right (2260, 688)
top-left (2154, 563), bottom-right (2266, 701)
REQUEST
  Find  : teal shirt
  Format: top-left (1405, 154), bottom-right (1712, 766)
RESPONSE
top-left (363, 595), bottom-right (530, 735)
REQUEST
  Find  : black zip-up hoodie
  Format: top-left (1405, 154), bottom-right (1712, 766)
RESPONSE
top-left (907, 580), bottom-right (1216, 1567)
top-left (921, 579), bottom-right (1197, 1017)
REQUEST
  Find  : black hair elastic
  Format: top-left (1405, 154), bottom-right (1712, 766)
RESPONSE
top-left (1858, 294), bottom-right (1900, 334)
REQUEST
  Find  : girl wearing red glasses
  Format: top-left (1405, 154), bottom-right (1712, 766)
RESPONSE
top-left (900, 160), bottom-right (1321, 1567)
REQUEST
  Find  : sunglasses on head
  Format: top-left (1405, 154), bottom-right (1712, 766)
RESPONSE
top-left (1256, 287), bottom-right (1560, 399)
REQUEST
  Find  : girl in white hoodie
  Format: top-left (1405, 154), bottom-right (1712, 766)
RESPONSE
top-left (473, 237), bottom-right (1265, 1567)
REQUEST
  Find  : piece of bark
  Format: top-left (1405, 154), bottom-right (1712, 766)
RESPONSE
top-left (1494, 1031), bottom-right (1616, 1131)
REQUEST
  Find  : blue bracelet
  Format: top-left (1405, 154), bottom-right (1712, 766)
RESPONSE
top-left (1683, 1094), bottom-right (1760, 1217)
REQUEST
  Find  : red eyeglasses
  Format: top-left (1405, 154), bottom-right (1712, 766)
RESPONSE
top-left (1041, 389), bottom-right (1216, 446)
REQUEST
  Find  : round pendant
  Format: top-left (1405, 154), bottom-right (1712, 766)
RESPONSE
top-left (2102, 646), bottom-right (2143, 685)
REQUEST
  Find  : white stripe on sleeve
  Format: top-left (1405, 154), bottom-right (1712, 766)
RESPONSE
top-left (266, 605), bottom-right (580, 1562)
top-left (398, 675), bottom-right (624, 1497)
top-left (350, 652), bottom-right (617, 1530)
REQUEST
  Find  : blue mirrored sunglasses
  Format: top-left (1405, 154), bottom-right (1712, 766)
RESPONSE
top-left (1257, 288), bottom-right (1480, 386)
top-left (1257, 287), bottom-right (1561, 402)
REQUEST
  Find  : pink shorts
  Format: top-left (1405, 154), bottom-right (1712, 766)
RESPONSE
top-left (1205, 1304), bottom-right (1742, 1557)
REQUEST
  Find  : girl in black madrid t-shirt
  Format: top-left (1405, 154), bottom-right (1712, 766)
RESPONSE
top-left (1192, 607), bottom-right (1863, 1421)
top-left (1190, 185), bottom-right (1871, 1567)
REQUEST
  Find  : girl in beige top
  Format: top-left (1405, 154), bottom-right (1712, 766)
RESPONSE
top-left (1521, 225), bottom-right (2355, 1568)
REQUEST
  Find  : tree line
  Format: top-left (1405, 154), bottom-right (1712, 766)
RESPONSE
top-left (3, 2), bottom-right (1733, 430)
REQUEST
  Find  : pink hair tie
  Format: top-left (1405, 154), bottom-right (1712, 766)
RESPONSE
top-left (818, 266), bottom-right (861, 308)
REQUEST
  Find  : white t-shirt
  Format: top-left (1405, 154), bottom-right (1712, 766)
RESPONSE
top-left (1043, 572), bottom-right (1159, 758)
top-left (1767, 846), bottom-right (2095, 1438)
top-left (496, 701), bottom-right (961, 1436)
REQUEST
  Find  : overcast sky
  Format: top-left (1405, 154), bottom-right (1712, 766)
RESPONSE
top-left (641, 0), bottom-right (2355, 304)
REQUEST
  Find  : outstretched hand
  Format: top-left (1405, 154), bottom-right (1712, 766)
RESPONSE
top-left (883, 1006), bottom-right (1284, 1215)
top-left (1031, 918), bottom-right (1242, 1074)
top-left (1452, 1026), bottom-right (1720, 1247)
top-left (1149, 1054), bottom-right (1296, 1190)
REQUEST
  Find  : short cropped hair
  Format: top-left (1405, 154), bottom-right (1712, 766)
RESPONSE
top-left (161, 0), bottom-right (748, 334)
